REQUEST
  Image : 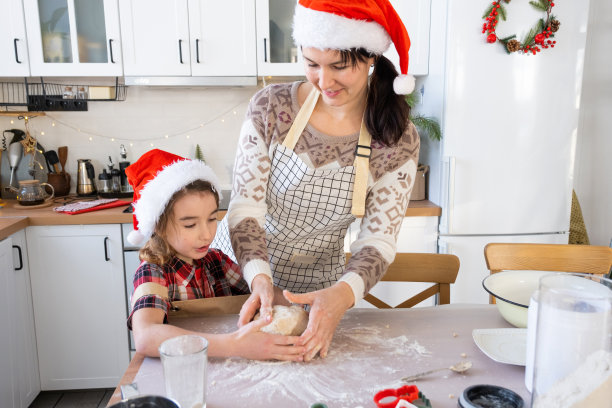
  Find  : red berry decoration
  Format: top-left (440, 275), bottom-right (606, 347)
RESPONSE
top-left (482, 0), bottom-right (560, 55)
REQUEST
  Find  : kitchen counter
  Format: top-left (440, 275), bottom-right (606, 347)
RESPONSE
top-left (0, 198), bottom-right (441, 240)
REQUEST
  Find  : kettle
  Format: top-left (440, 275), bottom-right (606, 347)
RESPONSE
top-left (8, 179), bottom-right (55, 206)
top-left (76, 159), bottom-right (97, 196)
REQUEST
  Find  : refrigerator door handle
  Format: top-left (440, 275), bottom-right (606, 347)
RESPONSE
top-left (440, 156), bottom-right (456, 235)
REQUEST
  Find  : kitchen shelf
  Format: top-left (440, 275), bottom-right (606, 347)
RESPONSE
top-left (0, 77), bottom-right (127, 112)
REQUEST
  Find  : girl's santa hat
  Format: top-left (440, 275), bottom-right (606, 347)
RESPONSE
top-left (292, 0), bottom-right (415, 94)
top-left (125, 149), bottom-right (222, 246)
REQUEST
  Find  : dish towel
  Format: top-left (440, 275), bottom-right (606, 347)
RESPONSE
top-left (54, 198), bottom-right (131, 215)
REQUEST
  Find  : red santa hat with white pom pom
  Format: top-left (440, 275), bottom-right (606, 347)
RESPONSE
top-left (292, 0), bottom-right (415, 94)
top-left (125, 149), bottom-right (222, 246)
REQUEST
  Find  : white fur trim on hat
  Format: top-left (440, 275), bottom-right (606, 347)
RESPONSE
top-left (393, 74), bottom-right (416, 95)
top-left (128, 160), bottom-right (222, 246)
top-left (292, 5), bottom-right (391, 54)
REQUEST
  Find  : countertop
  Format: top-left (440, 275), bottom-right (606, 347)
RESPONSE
top-left (0, 198), bottom-right (441, 240)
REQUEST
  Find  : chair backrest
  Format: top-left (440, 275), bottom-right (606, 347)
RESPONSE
top-left (484, 243), bottom-right (612, 303)
top-left (347, 253), bottom-right (460, 308)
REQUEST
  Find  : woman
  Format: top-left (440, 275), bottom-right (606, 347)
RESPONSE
top-left (213, 0), bottom-right (420, 361)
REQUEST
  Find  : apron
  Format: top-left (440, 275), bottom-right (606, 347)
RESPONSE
top-left (213, 87), bottom-right (372, 293)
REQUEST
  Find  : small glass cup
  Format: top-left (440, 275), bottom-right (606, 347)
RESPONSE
top-left (159, 335), bottom-right (208, 408)
top-left (531, 273), bottom-right (612, 407)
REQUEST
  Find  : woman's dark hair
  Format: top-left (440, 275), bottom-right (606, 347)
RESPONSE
top-left (139, 179), bottom-right (219, 265)
top-left (339, 48), bottom-right (411, 146)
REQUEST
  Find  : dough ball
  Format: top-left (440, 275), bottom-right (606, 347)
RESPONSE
top-left (256, 305), bottom-right (309, 336)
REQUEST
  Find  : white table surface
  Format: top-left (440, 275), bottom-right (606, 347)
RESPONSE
top-left (126, 304), bottom-right (529, 408)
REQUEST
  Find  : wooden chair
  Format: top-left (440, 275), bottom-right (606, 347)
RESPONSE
top-left (347, 253), bottom-right (460, 308)
top-left (484, 243), bottom-right (612, 303)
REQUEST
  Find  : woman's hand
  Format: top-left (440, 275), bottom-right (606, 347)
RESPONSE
top-left (231, 317), bottom-right (305, 361)
top-left (238, 274), bottom-right (275, 327)
top-left (283, 282), bottom-right (354, 362)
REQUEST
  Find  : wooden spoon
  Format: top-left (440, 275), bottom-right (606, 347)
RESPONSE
top-left (58, 146), bottom-right (68, 173)
top-left (401, 360), bottom-right (472, 382)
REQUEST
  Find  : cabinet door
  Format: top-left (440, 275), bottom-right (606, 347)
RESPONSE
top-left (27, 225), bottom-right (129, 390)
top-left (255, 0), bottom-right (304, 76)
top-left (0, 237), bottom-right (17, 408)
top-left (188, 0), bottom-right (256, 76)
top-left (120, 0), bottom-right (191, 76)
top-left (23, 0), bottom-right (123, 76)
top-left (10, 230), bottom-right (40, 408)
top-left (0, 0), bottom-right (31, 76)
top-left (386, 0), bottom-right (430, 76)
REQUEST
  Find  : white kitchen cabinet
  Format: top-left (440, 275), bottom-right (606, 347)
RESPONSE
top-left (386, 0), bottom-right (431, 76)
top-left (255, 0), bottom-right (302, 76)
top-left (119, 0), bottom-right (256, 83)
top-left (0, 231), bottom-right (40, 408)
top-left (0, 0), bottom-right (31, 76)
top-left (23, 0), bottom-right (122, 76)
top-left (27, 224), bottom-right (129, 390)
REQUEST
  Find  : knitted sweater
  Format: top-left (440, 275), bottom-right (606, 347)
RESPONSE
top-left (226, 81), bottom-right (420, 303)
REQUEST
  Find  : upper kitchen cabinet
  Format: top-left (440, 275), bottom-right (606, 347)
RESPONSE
top-left (385, 0), bottom-right (431, 76)
top-left (0, 0), bottom-right (31, 76)
top-left (119, 0), bottom-right (256, 85)
top-left (22, 0), bottom-right (123, 76)
top-left (255, 0), bottom-right (302, 76)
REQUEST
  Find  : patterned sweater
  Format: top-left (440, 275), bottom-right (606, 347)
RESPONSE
top-left (227, 81), bottom-right (420, 303)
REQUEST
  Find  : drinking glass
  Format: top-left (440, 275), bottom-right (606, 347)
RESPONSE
top-left (159, 335), bottom-right (208, 408)
top-left (531, 273), bottom-right (612, 407)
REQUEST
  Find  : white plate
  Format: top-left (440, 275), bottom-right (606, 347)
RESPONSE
top-left (472, 328), bottom-right (527, 366)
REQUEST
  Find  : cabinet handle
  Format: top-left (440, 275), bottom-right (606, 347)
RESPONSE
top-left (195, 39), bottom-right (200, 63)
top-left (264, 38), bottom-right (268, 62)
top-left (178, 39), bottom-right (184, 64)
top-left (104, 237), bottom-right (110, 261)
top-left (109, 39), bottom-right (115, 63)
top-left (12, 245), bottom-right (23, 271)
top-left (14, 39), bottom-right (21, 64)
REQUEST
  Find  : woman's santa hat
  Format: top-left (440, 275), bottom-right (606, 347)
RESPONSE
top-left (292, 0), bottom-right (415, 94)
top-left (125, 149), bottom-right (222, 246)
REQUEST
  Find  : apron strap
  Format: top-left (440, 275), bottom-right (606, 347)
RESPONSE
top-left (131, 282), bottom-right (168, 310)
top-left (282, 87), bottom-right (320, 150)
top-left (351, 121), bottom-right (372, 218)
top-left (282, 85), bottom-right (372, 218)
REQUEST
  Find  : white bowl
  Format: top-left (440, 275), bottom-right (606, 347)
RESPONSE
top-left (482, 271), bottom-right (555, 328)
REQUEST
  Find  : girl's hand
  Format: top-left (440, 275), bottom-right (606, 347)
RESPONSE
top-left (232, 315), bottom-right (305, 361)
top-left (238, 274), bottom-right (275, 327)
top-left (283, 283), bottom-right (354, 362)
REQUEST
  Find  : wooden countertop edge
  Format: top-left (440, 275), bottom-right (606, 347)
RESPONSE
top-left (0, 200), bottom-right (439, 238)
top-left (108, 353), bottom-right (145, 406)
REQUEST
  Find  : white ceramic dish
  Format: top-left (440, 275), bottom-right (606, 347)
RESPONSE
top-left (472, 328), bottom-right (527, 366)
top-left (482, 270), bottom-right (555, 327)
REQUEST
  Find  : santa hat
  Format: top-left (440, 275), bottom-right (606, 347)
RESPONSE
top-left (292, 0), bottom-right (415, 94)
top-left (125, 149), bottom-right (222, 246)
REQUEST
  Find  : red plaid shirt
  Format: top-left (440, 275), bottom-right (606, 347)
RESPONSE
top-left (127, 249), bottom-right (248, 329)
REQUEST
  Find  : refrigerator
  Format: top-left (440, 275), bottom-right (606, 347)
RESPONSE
top-left (421, 0), bottom-right (590, 303)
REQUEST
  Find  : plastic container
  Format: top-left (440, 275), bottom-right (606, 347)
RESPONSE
top-left (458, 384), bottom-right (524, 408)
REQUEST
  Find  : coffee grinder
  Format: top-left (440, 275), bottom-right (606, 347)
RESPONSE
top-left (118, 144), bottom-right (133, 194)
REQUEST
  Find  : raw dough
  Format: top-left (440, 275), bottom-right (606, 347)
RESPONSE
top-left (256, 305), bottom-right (309, 336)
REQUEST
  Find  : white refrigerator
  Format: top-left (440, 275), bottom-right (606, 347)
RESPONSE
top-left (423, 0), bottom-right (590, 303)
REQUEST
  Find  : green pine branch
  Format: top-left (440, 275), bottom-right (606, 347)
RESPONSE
top-left (530, 0), bottom-right (550, 12)
top-left (498, 4), bottom-right (507, 21)
top-left (411, 115), bottom-right (442, 142)
top-left (405, 91), bottom-right (419, 108)
top-left (482, 3), bottom-right (495, 19)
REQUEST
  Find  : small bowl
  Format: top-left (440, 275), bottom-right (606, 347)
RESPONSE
top-left (482, 270), bottom-right (554, 328)
top-left (459, 384), bottom-right (524, 408)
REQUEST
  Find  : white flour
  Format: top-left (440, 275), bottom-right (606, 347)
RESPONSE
top-left (206, 315), bottom-right (431, 406)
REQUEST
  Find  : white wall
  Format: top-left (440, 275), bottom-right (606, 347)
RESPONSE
top-left (574, 0), bottom-right (612, 246)
top-left (1, 84), bottom-right (260, 192)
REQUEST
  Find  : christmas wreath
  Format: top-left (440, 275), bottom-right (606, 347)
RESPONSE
top-left (482, 0), bottom-right (561, 55)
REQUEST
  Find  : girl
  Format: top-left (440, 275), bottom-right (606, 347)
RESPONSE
top-left (125, 149), bottom-right (304, 361)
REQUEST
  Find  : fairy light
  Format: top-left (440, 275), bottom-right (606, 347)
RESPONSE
top-left (186, 135), bottom-right (190, 139)
top-left (89, 136), bottom-right (93, 141)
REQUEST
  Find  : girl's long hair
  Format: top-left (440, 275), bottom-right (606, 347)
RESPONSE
top-left (139, 180), bottom-right (219, 265)
top-left (339, 48), bottom-right (411, 146)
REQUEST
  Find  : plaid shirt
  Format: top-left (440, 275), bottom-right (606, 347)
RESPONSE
top-left (127, 249), bottom-right (248, 329)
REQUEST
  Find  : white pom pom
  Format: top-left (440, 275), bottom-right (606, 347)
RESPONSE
top-left (127, 229), bottom-right (145, 246)
top-left (393, 74), bottom-right (416, 95)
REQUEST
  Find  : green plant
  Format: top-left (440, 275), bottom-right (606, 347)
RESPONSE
top-left (406, 91), bottom-right (442, 142)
